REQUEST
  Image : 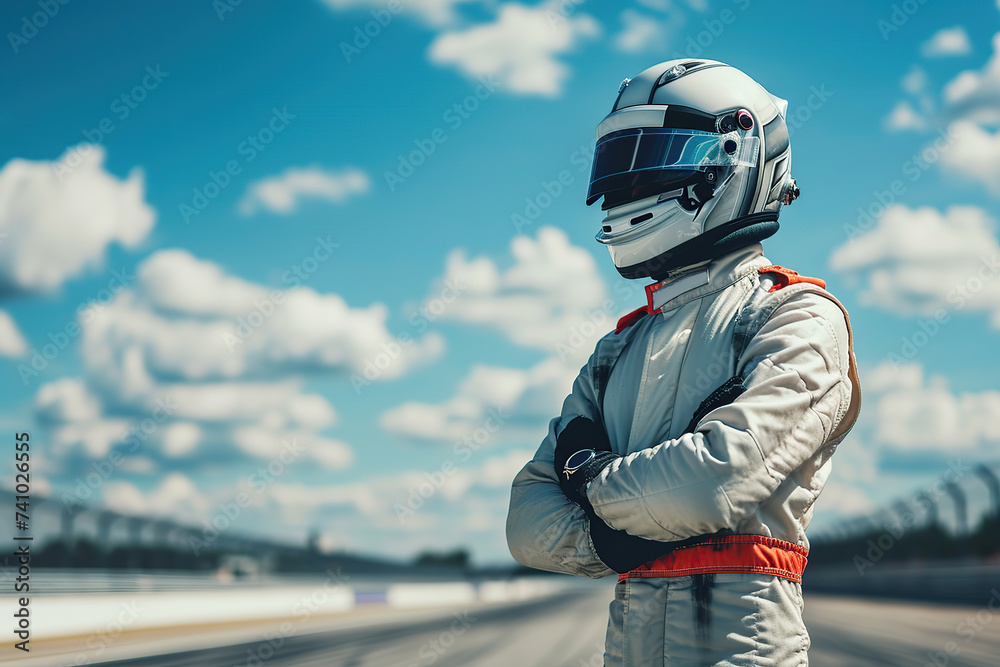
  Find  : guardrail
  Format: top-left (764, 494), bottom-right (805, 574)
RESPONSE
top-left (805, 561), bottom-right (1000, 605)
top-left (18, 574), bottom-right (571, 642)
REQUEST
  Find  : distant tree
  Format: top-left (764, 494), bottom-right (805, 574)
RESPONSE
top-left (414, 548), bottom-right (469, 569)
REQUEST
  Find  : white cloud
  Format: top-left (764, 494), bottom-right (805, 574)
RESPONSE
top-left (161, 422), bottom-right (201, 457)
top-left (938, 120), bottom-right (1000, 196)
top-left (380, 356), bottom-right (574, 441)
top-left (830, 204), bottom-right (1000, 324)
top-left (270, 479), bottom-right (385, 518)
top-left (808, 360), bottom-right (1000, 525)
top-left (885, 34), bottom-right (1000, 193)
top-left (30, 475), bottom-right (53, 496)
top-left (0, 145), bottom-right (154, 294)
top-left (35, 378), bottom-right (103, 423)
top-left (867, 362), bottom-right (1000, 450)
top-left (319, 0), bottom-right (475, 27)
top-left (382, 226), bottom-right (623, 446)
top-left (268, 449), bottom-right (532, 525)
top-left (0, 310), bottom-right (27, 357)
top-left (921, 26), bottom-right (972, 58)
top-left (885, 100), bottom-right (927, 131)
top-left (381, 395), bottom-right (482, 442)
top-left (32, 378), bottom-right (137, 457)
top-left (137, 249), bottom-right (265, 318)
top-left (232, 426), bottom-right (353, 470)
top-left (119, 456), bottom-right (157, 474)
top-left (613, 10), bottom-right (661, 53)
top-left (33, 248), bottom-right (446, 464)
top-left (139, 380), bottom-right (336, 428)
top-left (902, 66), bottom-right (927, 95)
top-left (428, 3), bottom-right (600, 97)
top-left (478, 448), bottom-right (532, 487)
top-left (83, 249), bottom-right (443, 385)
top-left (104, 472), bottom-right (210, 518)
top-left (882, 36), bottom-right (1000, 193)
top-left (885, 67), bottom-right (935, 132)
top-left (864, 362), bottom-right (924, 393)
top-left (48, 419), bottom-right (131, 458)
top-left (428, 226), bottom-right (614, 356)
top-left (239, 166), bottom-right (370, 216)
top-left (943, 32), bottom-right (1000, 125)
top-left (34, 374), bottom-right (346, 462)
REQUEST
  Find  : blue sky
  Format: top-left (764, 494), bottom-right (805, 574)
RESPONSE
top-left (2, 0), bottom-right (1000, 564)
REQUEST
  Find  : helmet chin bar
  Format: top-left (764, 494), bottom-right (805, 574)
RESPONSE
top-left (595, 172), bottom-right (727, 253)
top-left (612, 211), bottom-right (780, 281)
top-left (596, 168), bottom-right (729, 245)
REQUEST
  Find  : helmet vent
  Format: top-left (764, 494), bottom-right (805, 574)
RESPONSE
top-left (630, 212), bottom-right (654, 226)
top-left (656, 61), bottom-right (705, 87)
top-left (771, 157), bottom-right (787, 187)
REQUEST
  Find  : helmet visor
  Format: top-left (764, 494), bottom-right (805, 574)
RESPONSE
top-left (586, 128), bottom-right (759, 206)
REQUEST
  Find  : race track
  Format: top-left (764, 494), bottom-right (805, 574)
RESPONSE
top-left (81, 587), bottom-right (1000, 667)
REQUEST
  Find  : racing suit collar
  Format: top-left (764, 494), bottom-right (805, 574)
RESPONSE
top-left (646, 243), bottom-right (767, 314)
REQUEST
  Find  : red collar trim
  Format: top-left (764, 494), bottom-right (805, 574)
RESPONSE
top-left (613, 282), bottom-right (665, 335)
top-left (645, 281), bottom-right (664, 312)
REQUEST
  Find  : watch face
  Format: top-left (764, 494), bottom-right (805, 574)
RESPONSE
top-left (565, 450), bottom-right (594, 471)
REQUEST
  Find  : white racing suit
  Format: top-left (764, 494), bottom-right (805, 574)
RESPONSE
top-left (506, 244), bottom-right (860, 666)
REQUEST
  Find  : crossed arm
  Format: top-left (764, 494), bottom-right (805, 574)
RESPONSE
top-left (505, 293), bottom-right (855, 577)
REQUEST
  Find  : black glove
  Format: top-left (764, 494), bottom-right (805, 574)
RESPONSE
top-left (553, 417), bottom-right (616, 506)
top-left (553, 417), bottom-right (678, 573)
top-left (554, 416), bottom-right (691, 573)
top-left (586, 505), bottom-right (688, 574)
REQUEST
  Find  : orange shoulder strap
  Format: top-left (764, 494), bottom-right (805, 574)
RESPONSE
top-left (759, 265), bottom-right (826, 292)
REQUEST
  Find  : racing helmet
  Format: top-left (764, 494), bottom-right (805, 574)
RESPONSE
top-left (586, 59), bottom-right (799, 280)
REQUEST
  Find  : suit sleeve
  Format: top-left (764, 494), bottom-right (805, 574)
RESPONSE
top-left (585, 292), bottom-right (857, 541)
top-left (505, 352), bottom-right (615, 578)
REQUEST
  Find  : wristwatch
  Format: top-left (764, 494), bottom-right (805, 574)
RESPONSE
top-left (563, 449), bottom-right (596, 480)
